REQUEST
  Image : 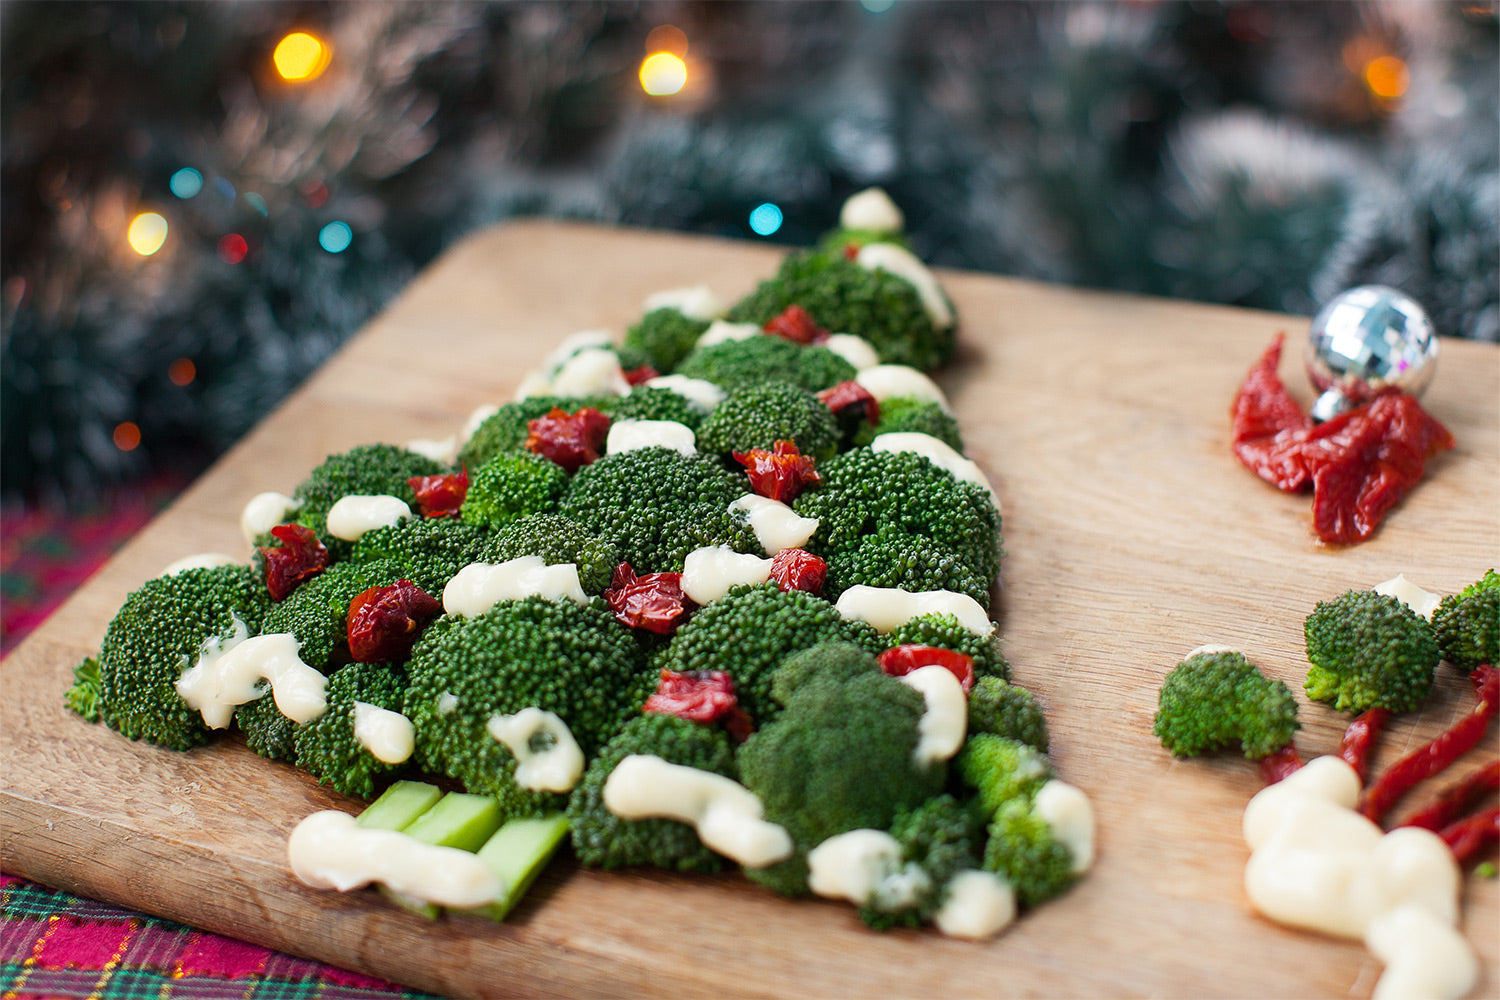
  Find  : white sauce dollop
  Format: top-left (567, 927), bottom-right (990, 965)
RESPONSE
top-left (895, 664), bottom-right (968, 768)
top-left (1034, 780), bottom-right (1096, 874)
top-left (835, 585), bottom-right (995, 638)
top-left (855, 243), bottom-right (955, 331)
top-left (806, 829), bottom-right (929, 912)
top-left (840, 187), bottom-right (905, 234)
top-left (871, 432), bottom-right (998, 506)
top-left (352, 702), bottom-right (415, 765)
top-left (643, 285), bottom-right (725, 322)
top-left (161, 553), bottom-right (238, 576)
top-left (681, 545), bottom-right (773, 606)
top-left (442, 557), bottom-right (587, 617)
top-left (287, 810), bottom-right (504, 908)
top-left (602, 754), bottom-right (793, 869)
top-left (240, 492), bottom-right (301, 545)
top-left (1374, 574), bottom-right (1442, 620)
top-left (325, 494), bottom-right (413, 542)
top-left (728, 494), bottom-right (819, 555)
top-left (933, 870), bottom-right (1017, 941)
top-left (854, 364), bottom-right (952, 414)
top-left (458, 404), bottom-right (500, 450)
top-left (696, 320), bottom-right (761, 349)
top-left (486, 708), bottom-right (585, 793)
top-left (605, 419), bottom-right (697, 457)
top-left (548, 347), bottom-right (630, 398)
top-left (823, 333), bottom-right (882, 372)
top-left (175, 631), bottom-right (327, 730)
top-left (640, 375), bottom-right (726, 413)
top-left (404, 436), bottom-right (456, 464)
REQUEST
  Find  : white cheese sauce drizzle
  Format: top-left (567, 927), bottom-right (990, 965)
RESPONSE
top-left (325, 494), bottom-right (412, 542)
top-left (870, 432), bottom-right (998, 507)
top-left (933, 870), bottom-right (1017, 941)
top-left (806, 829), bottom-right (929, 910)
top-left (442, 557), bottom-right (587, 618)
top-left (1035, 780), bottom-right (1096, 874)
top-left (161, 553), bottom-right (238, 576)
top-left (854, 364), bottom-right (952, 414)
top-left (486, 707), bottom-right (585, 793)
top-left (835, 585), bottom-right (994, 638)
top-left (855, 243), bottom-right (954, 331)
top-left (896, 664), bottom-right (968, 767)
top-left (823, 333), bottom-right (882, 372)
top-left (605, 419), bottom-right (697, 457)
top-left (1373, 574), bottom-right (1442, 620)
top-left (728, 494), bottom-right (819, 555)
top-left (840, 187), bottom-right (905, 234)
top-left (240, 492), bottom-right (301, 545)
top-left (175, 631), bottom-right (327, 730)
top-left (696, 320), bottom-right (761, 349)
top-left (643, 285), bottom-right (725, 322)
top-left (640, 375), bottom-right (726, 413)
top-left (681, 545), bottom-right (772, 606)
top-left (352, 702), bottom-right (415, 765)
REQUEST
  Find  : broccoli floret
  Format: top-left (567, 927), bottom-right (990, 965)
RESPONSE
top-left (459, 450), bottom-right (568, 529)
top-left (1304, 589), bottom-right (1440, 714)
top-left (94, 564), bottom-right (271, 751)
top-left (675, 334), bottom-right (856, 394)
top-left (294, 660), bottom-right (410, 800)
top-left (260, 558), bottom-right (407, 669)
top-left (852, 396), bottom-right (965, 453)
top-left (476, 513), bottom-right (620, 595)
top-left (64, 657), bottom-right (103, 723)
top-left (602, 386), bottom-right (707, 431)
top-left (567, 713), bottom-right (738, 872)
top-left (982, 796), bottom-right (1076, 909)
top-left (403, 596), bottom-right (652, 819)
top-left (823, 525), bottom-right (991, 609)
top-left (623, 307), bottom-right (711, 373)
top-left (813, 227), bottom-right (910, 262)
top-left (351, 516), bottom-right (489, 597)
top-left (657, 583), bottom-right (870, 726)
top-left (886, 613), bottom-right (1010, 682)
top-left (726, 250), bottom-right (954, 372)
top-left (457, 396), bottom-right (604, 470)
top-left (290, 444), bottom-right (443, 553)
top-left (794, 448), bottom-right (1001, 589)
top-left (956, 734), bottom-right (1052, 816)
top-left (558, 447), bottom-right (759, 572)
top-left (1153, 650), bottom-right (1299, 760)
top-left (694, 381), bottom-right (839, 462)
top-left (769, 640), bottom-right (882, 706)
top-left (859, 793), bottom-right (984, 931)
top-left (1433, 569), bottom-right (1499, 672)
top-left (967, 676), bottom-right (1048, 753)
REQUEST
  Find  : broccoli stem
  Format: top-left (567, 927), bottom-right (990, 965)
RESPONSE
top-left (467, 813), bottom-right (571, 921)
top-left (357, 780), bottom-right (443, 831)
top-left (1337, 706), bottom-right (1392, 783)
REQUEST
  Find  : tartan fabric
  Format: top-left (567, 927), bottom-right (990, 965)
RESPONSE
top-left (0, 876), bottom-right (442, 1000)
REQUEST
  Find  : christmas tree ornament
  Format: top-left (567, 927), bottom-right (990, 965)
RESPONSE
top-left (1304, 285), bottom-right (1439, 422)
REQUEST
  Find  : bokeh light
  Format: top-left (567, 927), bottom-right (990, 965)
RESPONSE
top-left (640, 52), bottom-right (688, 96)
top-left (218, 233), bottom-right (248, 264)
top-left (749, 202), bottom-right (784, 236)
top-left (112, 422), bottom-right (142, 451)
top-left (318, 220), bottom-right (353, 253)
top-left (169, 167), bottom-right (203, 199)
top-left (168, 358), bottom-right (197, 386)
top-left (273, 31), bottom-right (331, 82)
top-left (1363, 55), bottom-right (1409, 100)
top-left (645, 25), bottom-right (688, 57)
top-left (127, 212), bottom-right (169, 256)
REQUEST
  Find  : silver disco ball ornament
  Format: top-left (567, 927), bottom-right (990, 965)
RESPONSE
top-left (1305, 285), bottom-right (1439, 422)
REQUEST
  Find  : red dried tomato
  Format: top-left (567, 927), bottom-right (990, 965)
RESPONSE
top-left (346, 579), bottom-right (443, 663)
top-left (877, 644), bottom-right (976, 693)
top-left (526, 406), bottom-right (612, 474)
top-left (816, 380), bottom-right (881, 430)
top-left (732, 440), bottom-right (821, 503)
top-left (1230, 333), bottom-right (1315, 491)
top-left (408, 468), bottom-right (469, 518)
top-left (763, 304), bottom-right (829, 345)
top-left (259, 523), bottom-right (329, 601)
top-left (623, 364), bottom-right (660, 386)
top-left (602, 562), bottom-right (694, 635)
top-left (768, 547), bottom-right (826, 597)
top-left (842, 242), bottom-right (861, 261)
top-left (643, 669), bottom-right (753, 741)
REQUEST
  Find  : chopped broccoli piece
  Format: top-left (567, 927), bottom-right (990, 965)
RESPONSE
top-left (956, 734), bottom-right (1053, 816)
top-left (823, 525), bottom-right (991, 609)
top-left (1153, 650), bottom-right (1299, 760)
top-left (675, 334), bottom-right (856, 394)
top-left (558, 446), bottom-right (759, 572)
top-left (602, 386), bottom-right (707, 431)
top-left (290, 444), bottom-right (443, 554)
top-left (476, 513), bottom-right (620, 595)
top-left (459, 450), bottom-right (568, 529)
top-left (1433, 569), bottom-right (1499, 672)
top-left (885, 613), bottom-right (1010, 682)
top-left (95, 564), bottom-right (271, 751)
top-left (859, 793), bottom-right (984, 931)
top-left (967, 676), bottom-right (1048, 753)
top-left (623, 308), bottom-right (711, 373)
top-left (982, 796), bottom-right (1076, 909)
top-left (694, 381), bottom-right (839, 462)
top-left (259, 558), bottom-right (407, 669)
top-left (1304, 589), bottom-right (1440, 714)
top-left (294, 660), bottom-right (410, 800)
top-left (457, 396), bottom-right (603, 470)
top-left (64, 657), bottom-right (103, 723)
top-left (769, 640), bottom-right (882, 707)
top-left (567, 713), bottom-right (738, 872)
top-left (852, 396), bottom-right (965, 453)
top-left (351, 517), bottom-right (489, 597)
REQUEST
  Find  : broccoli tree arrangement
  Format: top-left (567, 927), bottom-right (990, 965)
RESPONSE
top-left (66, 189), bottom-right (1094, 940)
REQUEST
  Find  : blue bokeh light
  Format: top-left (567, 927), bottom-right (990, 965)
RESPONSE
top-left (749, 202), bottom-right (783, 237)
top-left (169, 167), bottom-right (203, 199)
top-left (318, 220), bottom-right (353, 254)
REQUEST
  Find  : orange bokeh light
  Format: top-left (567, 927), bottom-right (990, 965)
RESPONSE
top-left (113, 421), bottom-right (142, 451)
top-left (1363, 55), bottom-right (1409, 100)
top-left (168, 358), bottom-right (197, 386)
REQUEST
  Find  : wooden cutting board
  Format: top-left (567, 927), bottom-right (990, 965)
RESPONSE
top-left (4, 220), bottom-right (1497, 1000)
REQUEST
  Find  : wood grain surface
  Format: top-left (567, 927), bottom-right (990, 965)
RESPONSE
top-left (3, 219), bottom-right (1497, 1000)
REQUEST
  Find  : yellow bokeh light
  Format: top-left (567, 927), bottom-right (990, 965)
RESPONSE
top-left (273, 31), bottom-right (331, 82)
top-left (640, 52), bottom-right (688, 96)
top-left (1364, 55), bottom-right (1409, 100)
top-left (127, 212), bottom-right (168, 256)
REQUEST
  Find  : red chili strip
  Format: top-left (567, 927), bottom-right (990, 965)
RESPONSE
top-left (1399, 761), bottom-right (1500, 833)
top-left (1229, 333), bottom-right (1314, 492)
top-left (1338, 706), bottom-right (1391, 784)
top-left (1257, 744), bottom-right (1306, 785)
top-left (1360, 664), bottom-right (1499, 823)
top-left (1439, 806), bottom-right (1499, 867)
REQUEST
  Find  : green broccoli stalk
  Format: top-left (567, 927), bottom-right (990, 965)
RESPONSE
top-left (351, 517), bottom-right (489, 598)
top-left (694, 381), bottom-right (839, 463)
top-left (289, 444), bottom-right (444, 555)
top-left (94, 564), bottom-right (271, 751)
top-left (1304, 589), bottom-right (1441, 714)
top-left (476, 513), bottom-right (621, 595)
top-left (885, 613), bottom-right (1011, 682)
top-left (459, 450), bottom-right (568, 529)
top-left (857, 794), bottom-right (984, 931)
top-left (851, 395), bottom-right (965, 453)
top-left (822, 525), bottom-right (992, 609)
top-left (967, 676), bottom-right (1048, 752)
top-left (1432, 569), bottom-right (1499, 672)
top-left (294, 660), bottom-right (410, 800)
top-left (1153, 649), bottom-right (1301, 772)
top-left (623, 307), bottom-right (711, 374)
top-left (566, 712), bottom-right (738, 872)
top-left (674, 334), bottom-right (857, 394)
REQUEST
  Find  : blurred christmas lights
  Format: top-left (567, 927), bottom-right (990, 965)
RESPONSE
top-left (749, 202), bottom-right (783, 236)
top-left (318, 221), bottom-right (353, 253)
top-left (218, 233), bottom-right (249, 264)
top-left (127, 213), bottom-right (169, 256)
top-left (273, 31), bottom-right (331, 82)
top-left (1363, 55), bottom-right (1409, 100)
top-left (169, 167), bottom-right (203, 199)
top-left (640, 52), bottom-right (687, 96)
top-left (112, 422), bottom-right (141, 452)
top-left (168, 358), bottom-right (197, 386)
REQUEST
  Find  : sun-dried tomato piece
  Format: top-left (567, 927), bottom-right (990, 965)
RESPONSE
top-left (408, 468), bottom-right (469, 518)
top-left (643, 668), bottom-right (753, 740)
top-left (878, 644), bottom-right (976, 693)
top-left (526, 406), bottom-right (612, 474)
top-left (259, 523), bottom-right (329, 601)
top-left (1230, 333), bottom-right (1315, 491)
top-left (817, 380), bottom-right (881, 430)
top-left (763, 304), bottom-right (829, 345)
top-left (623, 364), bottom-right (660, 386)
top-left (346, 579), bottom-right (443, 663)
top-left (768, 547), bottom-right (826, 597)
top-left (603, 562), bottom-right (694, 635)
top-left (1257, 744), bottom-right (1307, 785)
top-left (1400, 761), bottom-right (1500, 833)
top-left (732, 440), bottom-right (821, 503)
top-left (1440, 806), bottom-right (1499, 866)
top-left (843, 242), bottom-right (861, 261)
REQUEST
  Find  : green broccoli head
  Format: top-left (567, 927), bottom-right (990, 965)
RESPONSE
top-left (967, 676), bottom-right (1048, 753)
top-left (403, 596), bottom-right (652, 819)
top-left (457, 396), bottom-right (605, 470)
top-left (813, 227), bottom-right (910, 262)
top-left (567, 713), bottom-right (738, 872)
top-left (737, 665), bottom-right (943, 851)
top-left (351, 516), bottom-right (489, 598)
top-left (794, 448), bottom-right (1001, 588)
top-left (602, 386), bottom-right (707, 431)
top-left (726, 249), bottom-right (954, 372)
top-left (769, 640), bottom-right (882, 707)
top-left (96, 564), bottom-right (271, 751)
top-left (1153, 650), bottom-right (1299, 759)
top-left (694, 381), bottom-right (838, 462)
top-left (1304, 590), bottom-right (1440, 714)
top-left (823, 525), bottom-right (991, 610)
top-left (859, 793), bottom-right (984, 931)
top-left (885, 613), bottom-right (1010, 682)
top-left (982, 796), bottom-right (1076, 910)
top-left (1433, 569), bottom-right (1499, 672)
top-left (657, 583), bottom-right (869, 727)
top-left (476, 513), bottom-right (621, 595)
top-left (956, 734), bottom-right (1053, 816)
top-left (291, 444), bottom-right (444, 550)
top-left (623, 308), bottom-right (711, 374)
top-left (852, 396), bottom-right (965, 453)
top-left (259, 558), bottom-right (407, 669)
top-left (674, 334), bottom-right (856, 394)
top-left (558, 446), bottom-right (758, 572)
top-left (294, 660), bottom-right (410, 801)
top-left (459, 450), bottom-right (568, 529)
